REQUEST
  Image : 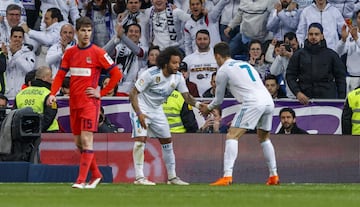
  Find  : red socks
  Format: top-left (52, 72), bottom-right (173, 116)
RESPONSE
top-left (76, 150), bottom-right (94, 183)
top-left (89, 154), bottom-right (102, 178)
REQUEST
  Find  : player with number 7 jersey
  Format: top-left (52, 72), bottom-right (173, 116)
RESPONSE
top-left (198, 42), bottom-right (279, 186)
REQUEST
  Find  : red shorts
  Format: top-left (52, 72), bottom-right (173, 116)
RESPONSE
top-left (70, 106), bottom-right (100, 135)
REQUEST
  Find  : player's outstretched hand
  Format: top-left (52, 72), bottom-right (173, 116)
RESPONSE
top-left (86, 87), bottom-right (100, 98)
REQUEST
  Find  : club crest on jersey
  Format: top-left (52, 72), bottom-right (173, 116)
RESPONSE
top-left (171, 83), bottom-right (176, 88)
top-left (139, 79), bottom-right (145, 86)
top-left (155, 76), bottom-right (160, 83)
top-left (137, 128), bottom-right (142, 133)
top-left (86, 57), bottom-right (92, 64)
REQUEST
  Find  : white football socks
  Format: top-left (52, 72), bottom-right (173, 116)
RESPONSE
top-left (161, 143), bottom-right (176, 179)
top-left (223, 139), bottom-right (238, 177)
top-left (133, 141), bottom-right (145, 179)
top-left (261, 139), bottom-right (278, 176)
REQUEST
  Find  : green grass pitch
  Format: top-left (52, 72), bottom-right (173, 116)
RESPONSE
top-left (0, 183), bottom-right (360, 207)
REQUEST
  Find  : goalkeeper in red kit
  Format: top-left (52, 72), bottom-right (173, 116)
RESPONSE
top-left (47, 17), bottom-right (122, 189)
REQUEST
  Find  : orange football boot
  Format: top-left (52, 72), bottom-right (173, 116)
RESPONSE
top-left (266, 175), bottom-right (280, 185)
top-left (210, 176), bottom-right (233, 186)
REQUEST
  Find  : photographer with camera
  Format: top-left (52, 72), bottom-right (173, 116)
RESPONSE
top-left (270, 32), bottom-right (299, 98)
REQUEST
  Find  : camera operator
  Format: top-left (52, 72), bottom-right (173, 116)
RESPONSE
top-left (270, 32), bottom-right (299, 98)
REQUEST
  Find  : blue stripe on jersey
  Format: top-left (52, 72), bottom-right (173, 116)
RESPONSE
top-left (234, 108), bottom-right (247, 127)
top-left (149, 67), bottom-right (161, 76)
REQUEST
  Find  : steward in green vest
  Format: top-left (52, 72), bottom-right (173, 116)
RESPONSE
top-left (14, 67), bottom-right (59, 132)
top-left (342, 87), bottom-right (360, 135)
top-left (162, 90), bottom-right (198, 133)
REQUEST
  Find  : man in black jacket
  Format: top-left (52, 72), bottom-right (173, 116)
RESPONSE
top-left (286, 23), bottom-right (346, 105)
top-left (277, 107), bottom-right (308, 134)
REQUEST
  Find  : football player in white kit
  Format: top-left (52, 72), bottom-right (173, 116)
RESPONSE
top-left (129, 46), bottom-right (201, 185)
top-left (199, 42), bottom-right (280, 186)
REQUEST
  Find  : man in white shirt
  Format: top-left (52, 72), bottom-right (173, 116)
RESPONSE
top-left (183, 29), bottom-right (218, 96)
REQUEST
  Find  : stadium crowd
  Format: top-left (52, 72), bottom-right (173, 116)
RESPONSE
top-left (0, 0), bottom-right (360, 134)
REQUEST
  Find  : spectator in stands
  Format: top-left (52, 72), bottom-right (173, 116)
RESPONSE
top-left (265, 39), bottom-right (283, 63)
top-left (21, 7), bottom-right (67, 67)
top-left (14, 66), bottom-right (59, 132)
top-left (335, 10), bottom-right (360, 94)
top-left (183, 29), bottom-right (218, 96)
top-left (328, 0), bottom-right (355, 19)
top-left (98, 106), bottom-right (122, 133)
top-left (198, 106), bottom-right (228, 133)
top-left (82, 0), bottom-right (117, 47)
top-left (103, 23), bottom-right (146, 96)
top-left (224, 0), bottom-right (277, 57)
top-left (0, 4), bottom-right (27, 46)
top-left (39, 0), bottom-right (79, 31)
top-left (267, 0), bottom-right (300, 41)
top-left (265, 74), bottom-right (287, 99)
top-left (277, 107), bottom-right (308, 134)
top-left (117, 0), bottom-right (149, 47)
top-left (23, 0), bottom-right (40, 30)
top-left (295, 0), bottom-right (313, 10)
top-left (178, 61), bottom-right (199, 97)
top-left (100, 76), bottom-right (119, 96)
top-left (296, 0), bottom-right (344, 50)
top-left (138, 45), bottom-right (161, 76)
top-left (342, 86), bottom-right (360, 135)
top-left (58, 76), bottom-right (70, 96)
top-left (203, 72), bottom-right (233, 98)
top-left (3, 26), bottom-right (36, 98)
top-left (219, 0), bottom-right (240, 43)
top-left (287, 23), bottom-right (346, 105)
top-left (46, 23), bottom-right (76, 78)
top-left (163, 90), bottom-right (199, 133)
top-left (183, 0), bottom-right (229, 55)
top-left (0, 0), bottom-right (26, 23)
top-left (145, 0), bottom-right (190, 50)
top-left (248, 39), bottom-right (270, 81)
top-left (270, 32), bottom-right (299, 98)
top-left (21, 69), bottom-right (37, 89)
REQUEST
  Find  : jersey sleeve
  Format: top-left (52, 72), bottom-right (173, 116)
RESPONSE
top-left (134, 70), bottom-right (152, 93)
top-left (176, 74), bottom-right (189, 94)
top-left (98, 48), bottom-right (116, 71)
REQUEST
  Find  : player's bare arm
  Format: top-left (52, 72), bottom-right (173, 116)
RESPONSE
top-left (181, 92), bottom-right (197, 107)
top-left (129, 87), bottom-right (147, 129)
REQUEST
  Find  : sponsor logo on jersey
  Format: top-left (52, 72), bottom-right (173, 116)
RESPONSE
top-left (86, 57), bottom-right (92, 64)
top-left (70, 67), bottom-right (91, 76)
top-left (139, 79), bottom-right (144, 86)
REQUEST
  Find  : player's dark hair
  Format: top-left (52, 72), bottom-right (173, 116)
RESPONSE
top-left (76, 16), bottom-right (93, 31)
top-left (279, 107), bottom-right (296, 118)
top-left (47, 7), bottom-right (64, 22)
top-left (213, 42), bottom-right (231, 58)
top-left (156, 47), bottom-right (183, 69)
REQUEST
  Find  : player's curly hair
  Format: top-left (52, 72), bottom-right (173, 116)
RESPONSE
top-left (156, 47), bottom-right (183, 69)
